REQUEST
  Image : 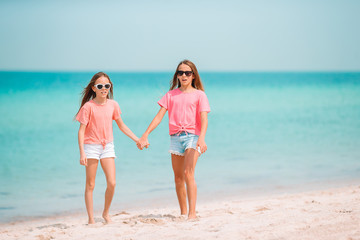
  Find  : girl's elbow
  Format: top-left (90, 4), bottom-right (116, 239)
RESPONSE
top-left (118, 124), bottom-right (129, 133)
top-left (116, 121), bottom-right (124, 129)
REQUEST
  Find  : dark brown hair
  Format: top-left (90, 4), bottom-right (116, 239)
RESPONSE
top-left (170, 59), bottom-right (204, 91)
top-left (75, 72), bottom-right (113, 118)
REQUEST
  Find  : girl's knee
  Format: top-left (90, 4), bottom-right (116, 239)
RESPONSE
top-left (184, 169), bottom-right (195, 181)
top-left (174, 175), bottom-right (185, 185)
top-left (86, 181), bottom-right (96, 191)
top-left (107, 180), bottom-right (116, 189)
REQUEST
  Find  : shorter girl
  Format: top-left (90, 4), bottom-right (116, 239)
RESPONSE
top-left (75, 72), bottom-right (139, 224)
top-left (139, 60), bottom-right (210, 219)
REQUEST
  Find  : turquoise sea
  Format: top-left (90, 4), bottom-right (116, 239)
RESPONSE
top-left (0, 72), bottom-right (360, 223)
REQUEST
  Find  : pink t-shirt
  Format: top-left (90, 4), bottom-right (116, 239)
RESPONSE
top-left (76, 99), bottom-right (121, 148)
top-left (158, 88), bottom-right (210, 135)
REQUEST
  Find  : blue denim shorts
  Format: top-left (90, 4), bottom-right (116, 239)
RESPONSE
top-left (169, 132), bottom-right (201, 156)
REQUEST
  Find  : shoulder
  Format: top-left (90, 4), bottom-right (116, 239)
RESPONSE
top-left (195, 89), bottom-right (207, 97)
top-left (107, 99), bottom-right (118, 105)
top-left (167, 88), bottom-right (181, 96)
top-left (82, 100), bottom-right (94, 110)
top-left (107, 99), bottom-right (120, 107)
top-left (160, 89), bottom-right (180, 100)
top-left (196, 89), bottom-right (206, 94)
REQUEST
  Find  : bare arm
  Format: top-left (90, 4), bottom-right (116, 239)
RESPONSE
top-left (196, 111), bottom-right (208, 154)
top-left (138, 107), bottom-right (167, 148)
top-left (115, 115), bottom-right (139, 143)
top-left (78, 123), bottom-right (87, 166)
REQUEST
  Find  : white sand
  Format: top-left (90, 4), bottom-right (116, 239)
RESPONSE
top-left (1, 185), bottom-right (360, 240)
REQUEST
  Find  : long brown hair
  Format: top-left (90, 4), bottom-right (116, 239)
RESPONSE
top-left (75, 72), bottom-right (113, 118)
top-left (170, 59), bottom-right (204, 91)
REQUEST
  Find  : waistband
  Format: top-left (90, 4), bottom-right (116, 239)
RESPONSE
top-left (171, 131), bottom-right (197, 136)
top-left (84, 140), bottom-right (113, 149)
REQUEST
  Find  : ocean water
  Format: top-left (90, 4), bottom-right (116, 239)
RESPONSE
top-left (0, 72), bottom-right (359, 222)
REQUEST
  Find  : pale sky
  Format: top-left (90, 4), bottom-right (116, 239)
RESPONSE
top-left (0, 0), bottom-right (359, 71)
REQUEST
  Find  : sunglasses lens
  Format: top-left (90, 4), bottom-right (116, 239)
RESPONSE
top-left (104, 84), bottom-right (111, 89)
top-left (177, 71), bottom-right (184, 76)
top-left (96, 84), bottom-right (103, 90)
top-left (185, 71), bottom-right (192, 76)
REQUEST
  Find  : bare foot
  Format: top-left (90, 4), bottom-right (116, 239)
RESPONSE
top-left (102, 213), bottom-right (112, 224)
top-left (187, 214), bottom-right (197, 220)
top-left (88, 218), bottom-right (95, 224)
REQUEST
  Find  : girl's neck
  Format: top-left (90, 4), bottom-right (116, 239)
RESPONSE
top-left (92, 97), bottom-right (107, 105)
top-left (179, 85), bottom-right (196, 93)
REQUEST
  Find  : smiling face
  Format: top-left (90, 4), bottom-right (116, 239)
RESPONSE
top-left (92, 76), bottom-right (111, 99)
top-left (177, 64), bottom-right (194, 88)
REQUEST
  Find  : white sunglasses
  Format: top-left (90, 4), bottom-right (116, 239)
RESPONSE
top-left (94, 83), bottom-right (111, 90)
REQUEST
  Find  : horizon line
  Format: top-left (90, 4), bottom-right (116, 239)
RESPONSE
top-left (1, 69), bottom-right (360, 74)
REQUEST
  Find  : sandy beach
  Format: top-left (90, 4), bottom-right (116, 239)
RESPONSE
top-left (1, 184), bottom-right (359, 240)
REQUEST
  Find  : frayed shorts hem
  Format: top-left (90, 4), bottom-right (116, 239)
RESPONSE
top-left (169, 147), bottom-right (201, 157)
top-left (86, 154), bottom-right (116, 160)
top-left (169, 150), bottom-right (185, 156)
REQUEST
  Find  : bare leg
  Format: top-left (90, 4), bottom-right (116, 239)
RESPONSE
top-left (171, 154), bottom-right (187, 215)
top-left (184, 149), bottom-right (200, 219)
top-left (85, 159), bottom-right (99, 224)
top-left (100, 157), bottom-right (116, 223)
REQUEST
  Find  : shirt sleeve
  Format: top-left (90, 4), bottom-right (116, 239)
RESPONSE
top-left (199, 91), bottom-right (211, 113)
top-left (112, 101), bottom-right (122, 120)
top-left (76, 105), bottom-right (90, 125)
top-left (157, 92), bottom-right (168, 109)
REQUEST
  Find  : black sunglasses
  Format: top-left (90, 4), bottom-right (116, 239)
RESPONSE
top-left (94, 83), bottom-right (111, 90)
top-left (177, 71), bottom-right (193, 77)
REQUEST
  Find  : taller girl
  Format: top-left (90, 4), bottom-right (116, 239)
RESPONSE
top-left (139, 60), bottom-right (210, 219)
top-left (76, 72), bottom-right (139, 224)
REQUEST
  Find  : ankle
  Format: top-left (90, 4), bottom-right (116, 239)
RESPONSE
top-left (102, 213), bottom-right (112, 224)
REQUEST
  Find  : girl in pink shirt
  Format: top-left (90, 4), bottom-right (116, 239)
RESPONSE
top-left (139, 60), bottom-right (210, 219)
top-left (75, 72), bottom-right (140, 224)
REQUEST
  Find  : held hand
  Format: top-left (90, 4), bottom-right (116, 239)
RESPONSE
top-left (138, 135), bottom-right (150, 150)
top-left (80, 153), bottom-right (88, 166)
top-left (135, 138), bottom-right (141, 150)
top-left (196, 138), bottom-right (207, 154)
top-left (136, 140), bottom-right (145, 150)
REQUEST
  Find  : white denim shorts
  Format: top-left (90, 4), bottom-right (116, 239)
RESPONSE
top-left (84, 142), bottom-right (116, 160)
